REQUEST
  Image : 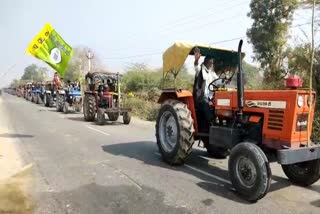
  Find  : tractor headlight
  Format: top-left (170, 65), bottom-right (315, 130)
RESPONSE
top-left (297, 95), bottom-right (303, 107)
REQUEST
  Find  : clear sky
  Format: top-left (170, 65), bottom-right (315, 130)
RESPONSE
top-left (0, 0), bottom-right (315, 87)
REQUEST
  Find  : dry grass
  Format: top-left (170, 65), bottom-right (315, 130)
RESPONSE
top-left (0, 164), bottom-right (35, 214)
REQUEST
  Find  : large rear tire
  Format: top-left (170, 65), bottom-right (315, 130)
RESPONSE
top-left (83, 94), bottom-right (96, 122)
top-left (56, 94), bottom-right (64, 112)
top-left (282, 159), bottom-right (320, 186)
top-left (228, 143), bottom-right (271, 202)
top-left (156, 99), bottom-right (194, 165)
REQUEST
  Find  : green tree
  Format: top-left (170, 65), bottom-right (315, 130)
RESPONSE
top-left (21, 64), bottom-right (38, 81)
top-left (243, 61), bottom-right (262, 89)
top-left (288, 44), bottom-right (320, 91)
top-left (63, 47), bottom-right (86, 82)
top-left (247, 0), bottom-right (298, 85)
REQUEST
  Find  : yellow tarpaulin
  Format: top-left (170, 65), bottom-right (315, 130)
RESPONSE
top-left (162, 41), bottom-right (244, 77)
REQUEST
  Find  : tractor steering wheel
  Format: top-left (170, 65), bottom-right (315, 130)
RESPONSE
top-left (208, 78), bottom-right (221, 92)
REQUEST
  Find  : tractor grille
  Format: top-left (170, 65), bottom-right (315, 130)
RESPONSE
top-left (267, 110), bottom-right (284, 131)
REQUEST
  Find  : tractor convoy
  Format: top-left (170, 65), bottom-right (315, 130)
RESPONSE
top-left (4, 40), bottom-right (320, 202)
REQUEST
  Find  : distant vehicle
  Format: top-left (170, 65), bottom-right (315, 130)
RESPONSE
top-left (83, 72), bottom-right (131, 125)
top-left (63, 83), bottom-right (82, 113)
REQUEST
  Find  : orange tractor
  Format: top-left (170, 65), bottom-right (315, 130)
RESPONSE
top-left (156, 40), bottom-right (320, 202)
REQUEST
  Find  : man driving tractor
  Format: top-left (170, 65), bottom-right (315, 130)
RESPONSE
top-left (193, 47), bottom-right (222, 126)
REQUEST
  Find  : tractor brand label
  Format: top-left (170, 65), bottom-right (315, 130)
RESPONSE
top-left (246, 100), bottom-right (286, 109)
top-left (217, 99), bottom-right (230, 106)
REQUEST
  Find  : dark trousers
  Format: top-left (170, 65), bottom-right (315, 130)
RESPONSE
top-left (198, 97), bottom-right (214, 125)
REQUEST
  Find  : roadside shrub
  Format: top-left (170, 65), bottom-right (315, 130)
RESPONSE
top-left (124, 97), bottom-right (160, 121)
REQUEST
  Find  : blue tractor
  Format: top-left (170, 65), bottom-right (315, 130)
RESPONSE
top-left (63, 83), bottom-right (82, 113)
top-left (44, 81), bottom-right (56, 107)
top-left (31, 83), bottom-right (45, 104)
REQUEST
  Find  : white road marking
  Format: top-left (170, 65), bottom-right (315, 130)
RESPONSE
top-left (155, 152), bottom-right (231, 185)
top-left (184, 164), bottom-right (231, 185)
top-left (86, 125), bottom-right (110, 136)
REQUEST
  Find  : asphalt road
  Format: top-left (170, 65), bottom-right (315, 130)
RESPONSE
top-left (0, 93), bottom-right (319, 214)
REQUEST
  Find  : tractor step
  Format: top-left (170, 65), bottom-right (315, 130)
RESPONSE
top-left (278, 144), bottom-right (320, 165)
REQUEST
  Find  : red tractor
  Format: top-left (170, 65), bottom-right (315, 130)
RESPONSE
top-left (83, 72), bottom-right (131, 125)
top-left (156, 40), bottom-right (320, 202)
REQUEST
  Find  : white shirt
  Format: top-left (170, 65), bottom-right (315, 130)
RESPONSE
top-left (195, 64), bottom-right (220, 99)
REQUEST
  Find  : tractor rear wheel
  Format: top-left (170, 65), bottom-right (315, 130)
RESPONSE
top-left (56, 94), bottom-right (64, 112)
top-left (83, 94), bottom-right (96, 121)
top-left (156, 99), bottom-right (194, 165)
top-left (228, 143), bottom-right (271, 202)
top-left (44, 93), bottom-right (52, 107)
top-left (108, 112), bottom-right (119, 121)
top-left (123, 112), bottom-right (131, 124)
top-left (282, 159), bottom-right (320, 186)
top-left (96, 108), bottom-right (106, 125)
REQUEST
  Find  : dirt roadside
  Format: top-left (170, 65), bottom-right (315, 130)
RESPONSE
top-left (0, 97), bottom-right (35, 214)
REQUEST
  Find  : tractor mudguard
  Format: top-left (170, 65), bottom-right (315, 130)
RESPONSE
top-left (158, 89), bottom-right (198, 134)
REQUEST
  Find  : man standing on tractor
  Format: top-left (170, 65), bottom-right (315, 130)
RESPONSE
top-left (53, 72), bottom-right (61, 91)
top-left (193, 47), bottom-right (220, 125)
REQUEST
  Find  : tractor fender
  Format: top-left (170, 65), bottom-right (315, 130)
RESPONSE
top-left (158, 89), bottom-right (198, 134)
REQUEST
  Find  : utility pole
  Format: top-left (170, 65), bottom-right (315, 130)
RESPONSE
top-left (86, 49), bottom-right (94, 73)
top-left (307, 0), bottom-right (316, 145)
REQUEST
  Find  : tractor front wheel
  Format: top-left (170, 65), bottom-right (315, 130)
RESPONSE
top-left (83, 94), bottom-right (96, 121)
top-left (282, 159), bottom-right (320, 186)
top-left (96, 108), bottom-right (106, 125)
top-left (123, 112), bottom-right (131, 125)
top-left (156, 99), bottom-right (194, 165)
top-left (228, 143), bottom-right (271, 202)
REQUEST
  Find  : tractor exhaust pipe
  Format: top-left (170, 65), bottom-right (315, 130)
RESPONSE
top-left (237, 40), bottom-right (244, 120)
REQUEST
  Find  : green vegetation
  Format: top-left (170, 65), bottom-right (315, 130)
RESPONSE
top-left (247, 0), bottom-right (298, 85)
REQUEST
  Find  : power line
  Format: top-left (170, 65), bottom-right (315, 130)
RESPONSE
top-left (102, 20), bottom-right (320, 61)
top-left (103, 51), bottom-right (162, 60)
top-left (0, 63), bottom-right (17, 79)
top-left (291, 20), bottom-right (320, 28)
top-left (103, 37), bottom-right (248, 60)
top-left (106, 0), bottom-right (250, 53)
top-left (209, 36), bottom-right (246, 45)
top-left (160, 0), bottom-right (248, 29)
top-left (158, 1), bottom-right (249, 33)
